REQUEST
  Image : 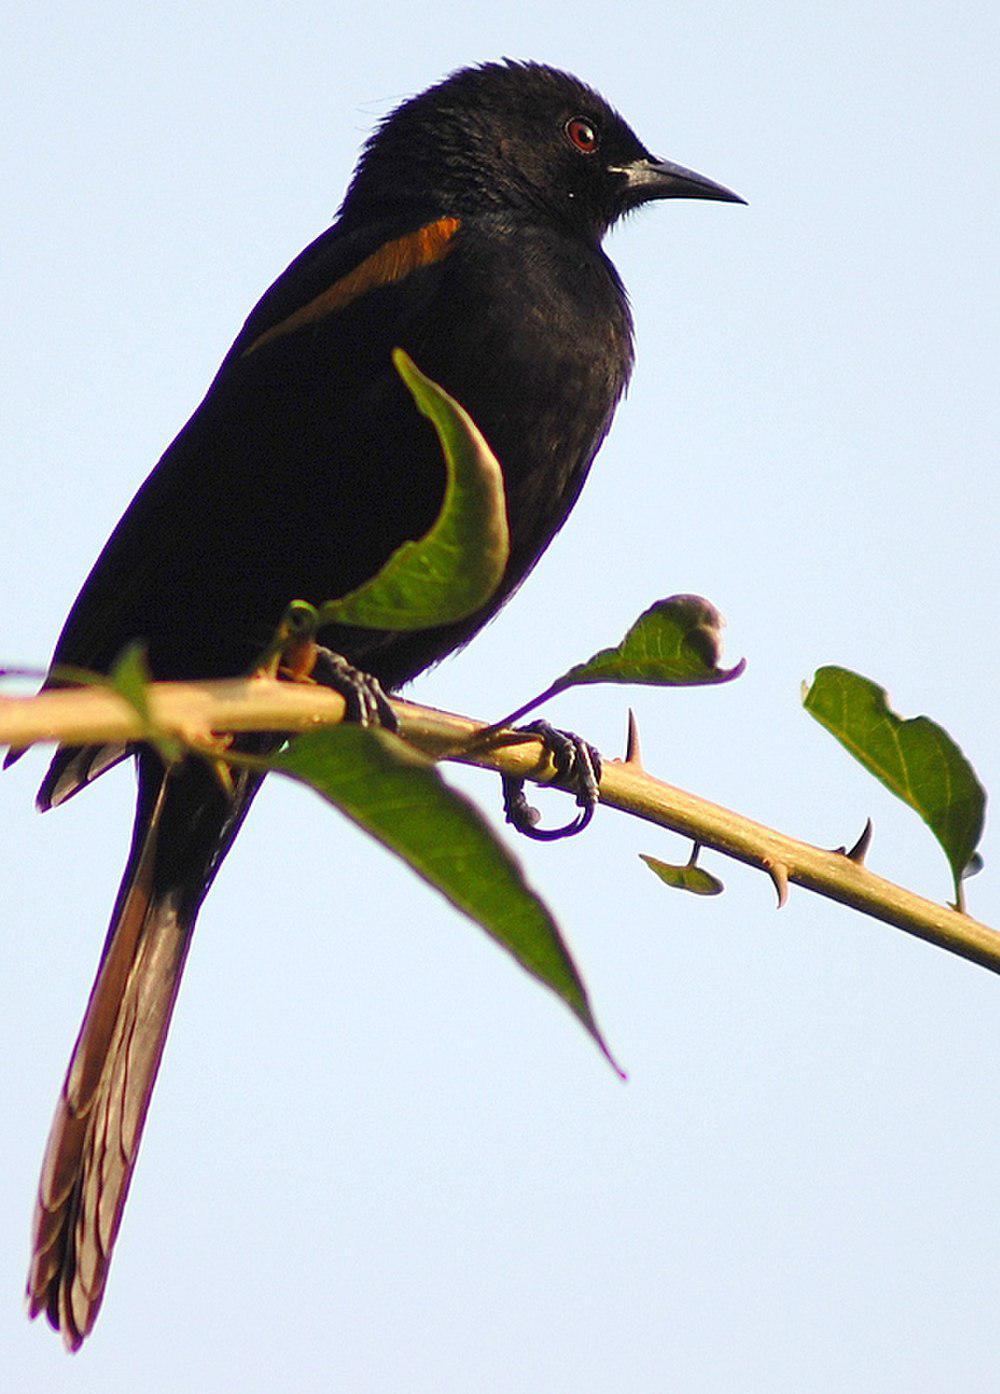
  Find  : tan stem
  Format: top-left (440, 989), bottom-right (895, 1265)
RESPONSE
top-left (2, 678), bottom-right (996, 974)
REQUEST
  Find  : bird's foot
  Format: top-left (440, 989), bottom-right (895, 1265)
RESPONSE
top-left (280, 640), bottom-right (397, 732)
top-left (311, 647), bottom-right (398, 730)
top-left (501, 720), bottom-right (602, 842)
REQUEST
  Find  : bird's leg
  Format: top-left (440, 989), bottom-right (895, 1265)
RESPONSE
top-left (501, 720), bottom-right (602, 842)
top-left (278, 637), bottom-right (398, 732)
top-left (308, 646), bottom-right (399, 731)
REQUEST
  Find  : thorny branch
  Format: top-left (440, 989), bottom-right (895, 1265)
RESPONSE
top-left (2, 676), bottom-right (997, 974)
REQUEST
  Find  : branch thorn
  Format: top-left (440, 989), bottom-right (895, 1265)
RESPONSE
top-left (845, 818), bottom-right (873, 864)
top-left (624, 708), bottom-right (644, 768)
top-left (763, 857), bottom-right (789, 909)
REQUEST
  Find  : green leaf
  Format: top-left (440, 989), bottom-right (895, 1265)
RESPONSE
top-left (501, 595), bottom-right (744, 725)
top-left (108, 642), bottom-right (153, 722)
top-left (273, 725), bottom-right (622, 1075)
top-left (804, 666), bottom-right (986, 902)
top-left (107, 642), bottom-right (184, 763)
top-left (555, 595), bottom-right (743, 689)
top-left (640, 853), bottom-right (725, 896)
top-left (317, 350), bottom-right (509, 631)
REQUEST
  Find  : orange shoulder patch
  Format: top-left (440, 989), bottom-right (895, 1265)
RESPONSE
top-left (243, 216), bottom-right (461, 357)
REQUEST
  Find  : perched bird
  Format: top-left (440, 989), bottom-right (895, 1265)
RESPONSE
top-left (18, 60), bottom-right (742, 1348)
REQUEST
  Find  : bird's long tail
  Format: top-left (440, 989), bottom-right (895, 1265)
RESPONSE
top-left (27, 754), bottom-right (261, 1350)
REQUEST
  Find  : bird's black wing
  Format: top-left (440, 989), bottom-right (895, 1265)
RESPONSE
top-left (48, 212), bottom-right (464, 675)
top-left (39, 209), bottom-right (464, 805)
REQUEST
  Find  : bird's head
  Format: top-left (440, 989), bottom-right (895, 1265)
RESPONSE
top-left (340, 60), bottom-right (744, 242)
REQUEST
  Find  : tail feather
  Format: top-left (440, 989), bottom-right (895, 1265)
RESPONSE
top-left (28, 744), bottom-right (266, 1349)
top-left (27, 777), bottom-right (193, 1350)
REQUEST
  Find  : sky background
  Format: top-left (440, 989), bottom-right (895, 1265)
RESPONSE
top-left (2, 3), bottom-right (998, 1390)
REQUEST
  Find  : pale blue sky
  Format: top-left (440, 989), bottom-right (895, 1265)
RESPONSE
top-left (2, 3), bottom-right (999, 1390)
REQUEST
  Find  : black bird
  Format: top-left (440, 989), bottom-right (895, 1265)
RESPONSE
top-left (18, 60), bottom-right (742, 1347)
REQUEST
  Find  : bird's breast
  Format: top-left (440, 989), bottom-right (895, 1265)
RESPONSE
top-left (410, 223), bottom-right (633, 527)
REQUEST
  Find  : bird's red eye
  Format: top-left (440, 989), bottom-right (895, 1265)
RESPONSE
top-left (565, 117), bottom-right (599, 153)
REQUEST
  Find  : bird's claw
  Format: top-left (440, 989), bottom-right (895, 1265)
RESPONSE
top-left (501, 720), bottom-right (602, 842)
top-left (311, 647), bottom-right (398, 732)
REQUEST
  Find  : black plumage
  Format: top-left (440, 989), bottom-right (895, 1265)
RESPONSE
top-left (20, 60), bottom-right (742, 1347)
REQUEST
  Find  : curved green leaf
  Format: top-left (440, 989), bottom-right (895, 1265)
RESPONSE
top-left (108, 642), bottom-right (184, 762)
top-left (501, 595), bottom-right (744, 725)
top-left (108, 642), bottom-right (153, 722)
top-left (804, 665), bottom-right (986, 902)
top-left (640, 853), bottom-right (724, 897)
top-left (556, 596), bottom-right (743, 689)
top-left (274, 725), bottom-right (622, 1076)
top-left (318, 351), bottom-right (509, 631)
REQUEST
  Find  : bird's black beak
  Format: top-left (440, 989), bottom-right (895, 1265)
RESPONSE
top-left (615, 156), bottom-right (746, 206)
